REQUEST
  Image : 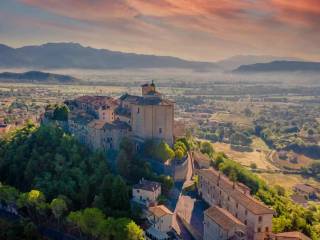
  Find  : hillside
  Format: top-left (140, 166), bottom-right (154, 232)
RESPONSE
top-left (0, 71), bottom-right (77, 83)
top-left (234, 61), bottom-right (320, 73)
top-left (217, 55), bottom-right (302, 70)
top-left (0, 42), bottom-right (216, 70)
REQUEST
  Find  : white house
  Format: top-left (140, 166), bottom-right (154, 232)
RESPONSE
top-left (132, 179), bottom-right (161, 207)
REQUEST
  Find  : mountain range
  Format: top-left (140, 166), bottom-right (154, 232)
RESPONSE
top-left (216, 55), bottom-right (303, 70)
top-left (234, 61), bottom-right (320, 73)
top-left (1, 42), bottom-right (319, 73)
top-left (0, 42), bottom-right (216, 70)
top-left (0, 71), bottom-right (77, 83)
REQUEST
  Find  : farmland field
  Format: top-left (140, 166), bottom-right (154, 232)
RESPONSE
top-left (212, 142), bottom-right (277, 170)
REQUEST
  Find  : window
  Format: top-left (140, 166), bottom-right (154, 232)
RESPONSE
top-left (245, 210), bottom-right (248, 216)
top-left (259, 216), bottom-right (263, 223)
top-left (137, 107), bottom-right (140, 114)
top-left (244, 220), bottom-right (247, 225)
top-left (266, 227), bottom-right (269, 232)
top-left (236, 203), bottom-right (239, 209)
top-left (159, 128), bottom-right (162, 134)
top-left (228, 196), bottom-right (230, 201)
top-left (257, 228), bottom-right (261, 232)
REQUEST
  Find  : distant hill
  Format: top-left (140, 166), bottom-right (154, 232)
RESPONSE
top-left (0, 42), bottom-right (216, 70)
top-left (0, 71), bottom-right (77, 83)
top-left (217, 55), bottom-right (302, 70)
top-left (233, 61), bottom-right (320, 73)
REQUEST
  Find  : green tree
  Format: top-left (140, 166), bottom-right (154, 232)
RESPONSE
top-left (53, 105), bottom-right (69, 121)
top-left (50, 198), bottom-right (68, 225)
top-left (155, 141), bottom-right (175, 162)
top-left (175, 148), bottom-right (184, 160)
top-left (200, 141), bottom-right (214, 157)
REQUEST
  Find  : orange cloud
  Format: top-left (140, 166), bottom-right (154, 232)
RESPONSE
top-left (17, 0), bottom-right (320, 60)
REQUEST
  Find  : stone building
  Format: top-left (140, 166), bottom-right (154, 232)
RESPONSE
top-left (132, 179), bottom-right (161, 207)
top-left (117, 82), bottom-right (174, 146)
top-left (204, 206), bottom-right (246, 240)
top-left (60, 82), bottom-right (174, 151)
top-left (147, 205), bottom-right (173, 232)
top-left (197, 168), bottom-right (274, 240)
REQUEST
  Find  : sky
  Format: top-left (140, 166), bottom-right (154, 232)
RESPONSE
top-left (0, 0), bottom-right (320, 61)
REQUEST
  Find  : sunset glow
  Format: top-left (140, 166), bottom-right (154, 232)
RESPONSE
top-left (1, 0), bottom-right (320, 60)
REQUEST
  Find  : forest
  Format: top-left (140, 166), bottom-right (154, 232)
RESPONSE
top-left (0, 122), bottom-right (144, 240)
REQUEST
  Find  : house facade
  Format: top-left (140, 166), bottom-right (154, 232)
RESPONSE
top-left (197, 168), bottom-right (274, 240)
top-left (147, 205), bottom-right (173, 233)
top-left (132, 179), bottom-right (161, 207)
top-left (204, 206), bottom-right (247, 240)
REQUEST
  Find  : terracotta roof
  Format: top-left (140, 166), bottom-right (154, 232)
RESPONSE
top-left (275, 231), bottom-right (311, 240)
top-left (133, 179), bottom-right (161, 192)
top-left (198, 168), bottom-right (274, 215)
top-left (75, 96), bottom-right (117, 108)
top-left (148, 205), bottom-right (173, 218)
top-left (120, 92), bottom-right (173, 106)
top-left (205, 206), bottom-right (245, 232)
top-left (135, 96), bottom-right (173, 106)
top-left (119, 93), bottom-right (141, 103)
top-left (103, 119), bottom-right (131, 130)
top-left (69, 112), bottom-right (95, 125)
top-left (87, 120), bottom-right (106, 129)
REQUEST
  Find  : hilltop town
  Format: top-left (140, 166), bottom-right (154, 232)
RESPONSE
top-left (43, 82), bottom-right (174, 151)
top-left (36, 83), bottom-right (312, 240)
top-left (0, 81), bottom-right (317, 240)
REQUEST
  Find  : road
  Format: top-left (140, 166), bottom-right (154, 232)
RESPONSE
top-left (172, 152), bottom-right (206, 240)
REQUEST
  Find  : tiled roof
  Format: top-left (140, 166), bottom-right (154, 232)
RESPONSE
top-left (148, 205), bottom-right (173, 218)
top-left (205, 206), bottom-right (245, 231)
top-left (133, 179), bottom-right (161, 192)
top-left (114, 106), bottom-right (131, 117)
top-left (103, 119), bottom-right (131, 130)
top-left (75, 96), bottom-right (117, 109)
top-left (120, 93), bottom-right (173, 106)
top-left (119, 93), bottom-right (141, 102)
top-left (69, 112), bottom-right (95, 125)
top-left (198, 168), bottom-right (274, 215)
top-left (87, 120), bottom-right (106, 129)
top-left (275, 231), bottom-right (311, 240)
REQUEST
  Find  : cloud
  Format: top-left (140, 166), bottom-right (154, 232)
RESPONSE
top-left (13, 0), bottom-right (320, 60)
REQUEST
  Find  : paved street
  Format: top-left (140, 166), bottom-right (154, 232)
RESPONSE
top-left (171, 153), bottom-right (207, 240)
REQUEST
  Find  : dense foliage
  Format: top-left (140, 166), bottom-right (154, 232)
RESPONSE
top-left (254, 105), bottom-right (320, 158)
top-left (200, 141), bottom-right (214, 157)
top-left (0, 124), bottom-right (144, 239)
top-left (0, 184), bottom-right (143, 240)
top-left (0, 219), bottom-right (44, 240)
top-left (143, 139), bottom-right (175, 162)
top-left (45, 104), bottom-right (69, 121)
top-left (116, 138), bottom-right (174, 194)
top-left (68, 208), bottom-right (144, 240)
top-left (0, 123), bottom-right (116, 210)
top-left (210, 153), bottom-right (320, 239)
